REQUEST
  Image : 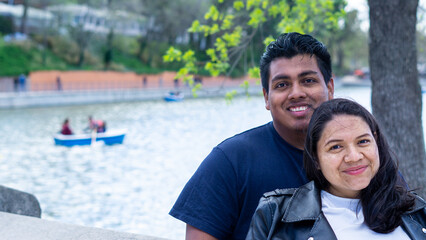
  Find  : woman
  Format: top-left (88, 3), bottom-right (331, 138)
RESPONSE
top-left (246, 98), bottom-right (425, 239)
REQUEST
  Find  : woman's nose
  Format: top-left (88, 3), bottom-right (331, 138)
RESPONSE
top-left (344, 146), bottom-right (363, 162)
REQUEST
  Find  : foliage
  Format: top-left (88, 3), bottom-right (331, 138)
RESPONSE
top-left (164, 0), bottom-right (347, 92)
top-left (0, 0), bottom-right (214, 76)
top-left (0, 41), bottom-right (69, 76)
top-left (0, 16), bottom-right (14, 35)
top-left (47, 35), bottom-right (80, 64)
top-left (323, 9), bottom-right (368, 76)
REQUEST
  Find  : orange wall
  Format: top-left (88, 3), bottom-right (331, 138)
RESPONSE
top-left (27, 70), bottom-right (259, 91)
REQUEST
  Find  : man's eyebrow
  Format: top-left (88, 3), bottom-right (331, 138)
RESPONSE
top-left (271, 74), bottom-right (290, 82)
top-left (298, 70), bottom-right (319, 78)
top-left (271, 70), bottom-right (320, 82)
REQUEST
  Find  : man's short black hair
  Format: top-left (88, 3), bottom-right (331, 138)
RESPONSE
top-left (260, 32), bottom-right (332, 93)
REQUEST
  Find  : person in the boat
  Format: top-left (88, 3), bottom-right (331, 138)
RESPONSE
top-left (96, 121), bottom-right (106, 133)
top-left (60, 118), bottom-right (73, 135)
top-left (87, 116), bottom-right (106, 133)
top-left (247, 98), bottom-right (425, 240)
top-left (88, 116), bottom-right (97, 131)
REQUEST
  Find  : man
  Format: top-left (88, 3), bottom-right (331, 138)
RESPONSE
top-left (170, 32), bottom-right (335, 239)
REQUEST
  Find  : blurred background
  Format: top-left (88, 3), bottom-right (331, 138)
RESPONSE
top-left (1, 0), bottom-right (426, 239)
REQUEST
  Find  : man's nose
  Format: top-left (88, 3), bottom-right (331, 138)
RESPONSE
top-left (288, 83), bottom-right (307, 99)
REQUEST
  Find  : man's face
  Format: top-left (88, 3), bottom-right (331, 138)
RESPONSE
top-left (264, 54), bottom-right (334, 135)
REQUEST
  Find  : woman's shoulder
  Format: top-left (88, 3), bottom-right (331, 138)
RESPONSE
top-left (259, 182), bottom-right (317, 210)
top-left (262, 181), bottom-right (316, 200)
top-left (410, 194), bottom-right (426, 213)
top-left (262, 188), bottom-right (298, 199)
top-left (258, 188), bottom-right (297, 209)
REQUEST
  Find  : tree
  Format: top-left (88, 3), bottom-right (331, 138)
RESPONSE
top-left (20, 0), bottom-right (29, 34)
top-left (137, 0), bottom-right (211, 64)
top-left (368, 0), bottom-right (426, 197)
top-left (68, 22), bottom-right (92, 67)
top-left (103, 0), bottom-right (114, 70)
top-left (324, 9), bottom-right (367, 75)
top-left (164, 0), bottom-right (346, 95)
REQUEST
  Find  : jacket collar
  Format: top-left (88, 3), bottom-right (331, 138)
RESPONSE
top-left (406, 194), bottom-right (425, 214)
top-left (282, 181), bottom-right (321, 222)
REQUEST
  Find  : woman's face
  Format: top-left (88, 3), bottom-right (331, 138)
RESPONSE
top-left (316, 114), bottom-right (380, 198)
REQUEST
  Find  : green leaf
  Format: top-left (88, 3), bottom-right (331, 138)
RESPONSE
top-left (210, 24), bottom-right (220, 35)
top-left (248, 8), bottom-right (266, 28)
top-left (233, 1), bottom-right (244, 11)
top-left (188, 20), bottom-right (201, 33)
top-left (191, 83), bottom-right (202, 97)
top-left (163, 47), bottom-right (182, 62)
top-left (206, 48), bottom-right (217, 62)
top-left (261, 0), bottom-right (268, 9)
top-left (263, 36), bottom-right (275, 48)
top-left (222, 27), bottom-right (242, 47)
top-left (248, 67), bottom-right (260, 78)
top-left (225, 90), bottom-right (238, 104)
top-left (247, 0), bottom-right (262, 10)
top-left (182, 50), bottom-right (195, 62)
top-left (205, 5), bottom-right (220, 21)
top-left (221, 15), bottom-right (234, 30)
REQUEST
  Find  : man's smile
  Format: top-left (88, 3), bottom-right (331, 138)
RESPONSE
top-left (289, 105), bottom-right (308, 112)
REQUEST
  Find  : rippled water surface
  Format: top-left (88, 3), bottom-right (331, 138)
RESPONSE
top-left (0, 87), bottom-right (408, 239)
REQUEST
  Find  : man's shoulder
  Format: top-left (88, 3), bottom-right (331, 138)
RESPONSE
top-left (218, 122), bottom-right (272, 146)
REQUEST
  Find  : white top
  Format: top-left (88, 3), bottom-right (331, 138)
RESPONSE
top-left (321, 190), bottom-right (410, 240)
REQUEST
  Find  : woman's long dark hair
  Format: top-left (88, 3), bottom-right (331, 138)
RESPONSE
top-left (303, 98), bottom-right (415, 233)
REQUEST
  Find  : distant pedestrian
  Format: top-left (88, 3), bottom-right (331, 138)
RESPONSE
top-left (159, 77), bottom-right (163, 88)
top-left (13, 77), bottom-right (19, 92)
top-left (194, 75), bottom-right (203, 84)
top-left (18, 73), bottom-right (26, 92)
top-left (143, 76), bottom-right (147, 88)
top-left (174, 78), bottom-right (179, 88)
top-left (56, 76), bottom-right (62, 91)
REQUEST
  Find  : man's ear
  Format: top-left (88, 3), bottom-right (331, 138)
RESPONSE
top-left (263, 88), bottom-right (270, 110)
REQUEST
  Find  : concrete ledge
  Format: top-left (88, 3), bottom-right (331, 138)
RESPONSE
top-left (0, 185), bottom-right (41, 218)
top-left (0, 211), bottom-right (169, 240)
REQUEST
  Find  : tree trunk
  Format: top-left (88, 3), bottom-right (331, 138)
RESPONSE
top-left (104, 28), bottom-right (114, 70)
top-left (20, 0), bottom-right (28, 34)
top-left (368, 0), bottom-right (425, 197)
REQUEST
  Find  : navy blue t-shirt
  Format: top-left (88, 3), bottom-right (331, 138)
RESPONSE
top-left (169, 122), bottom-right (308, 240)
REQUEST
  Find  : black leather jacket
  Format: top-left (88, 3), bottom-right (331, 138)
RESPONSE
top-left (246, 181), bottom-right (426, 240)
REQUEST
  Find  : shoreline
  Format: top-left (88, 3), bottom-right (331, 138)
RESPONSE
top-left (0, 85), bottom-right (263, 109)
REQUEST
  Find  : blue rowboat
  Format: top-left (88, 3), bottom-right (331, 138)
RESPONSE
top-left (164, 91), bottom-right (184, 102)
top-left (54, 129), bottom-right (126, 147)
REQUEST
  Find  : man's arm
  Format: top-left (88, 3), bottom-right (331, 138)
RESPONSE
top-left (186, 224), bottom-right (218, 240)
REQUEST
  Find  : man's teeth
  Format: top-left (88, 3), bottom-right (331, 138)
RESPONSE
top-left (290, 106), bottom-right (308, 112)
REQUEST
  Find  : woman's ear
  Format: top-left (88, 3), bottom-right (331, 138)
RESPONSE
top-left (314, 157), bottom-right (321, 170)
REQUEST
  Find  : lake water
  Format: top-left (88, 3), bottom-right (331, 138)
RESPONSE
top-left (0, 86), bottom-right (406, 239)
